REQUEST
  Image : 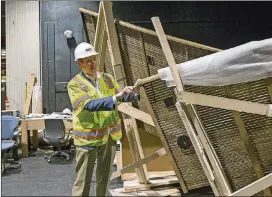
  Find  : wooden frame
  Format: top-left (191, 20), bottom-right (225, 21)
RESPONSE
top-left (150, 16), bottom-right (272, 197)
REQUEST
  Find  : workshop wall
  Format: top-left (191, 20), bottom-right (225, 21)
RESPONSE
top-left (6, 1), bottom-right (40, 112)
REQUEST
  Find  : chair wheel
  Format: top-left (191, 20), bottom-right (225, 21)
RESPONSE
top-left (47, 159), bottom-right (51, 163)
top-left (44, 155), bottom-right (47, 159)
top-left (66, 158), bottom-right (70, 161)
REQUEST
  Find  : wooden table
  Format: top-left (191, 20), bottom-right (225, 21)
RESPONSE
top-left (20, 118), bottom-right (73, 158)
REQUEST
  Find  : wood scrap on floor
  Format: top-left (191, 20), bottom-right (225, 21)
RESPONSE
top-left (121, 171), bottom-right (176, 181)
top-left (123, 174), bottom-right (178, 193)
top-left (110, 171), bottom-right (180, 196)
top-left (110, 185), bottom-right (181, 196)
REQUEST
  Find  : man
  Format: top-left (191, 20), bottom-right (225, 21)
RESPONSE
top-left (67, 42), bottom-right (140, 197)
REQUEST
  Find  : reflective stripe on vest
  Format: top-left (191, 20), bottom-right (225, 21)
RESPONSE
top-left (72, 95), bottom-right (90, 109)
top-left (73, 122), bottom-right (121, 139)
top-left (73, 76), bottom-right (90, 92)
top-left (103, 73), bottom-right (114, 89)
top-left (109, 123), bottom-right (121, 135)
top-left (73, 129), bottom-right (108, 140)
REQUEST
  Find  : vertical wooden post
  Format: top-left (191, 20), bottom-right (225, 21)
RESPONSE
top-left (24, 73), bottom-right (36, 115)
top-left (102, 1), bottom-right (148, 184)
top-left (21, 120), bottom-right (29, 158)
top-left (94, 3), bottom-right (107, 72)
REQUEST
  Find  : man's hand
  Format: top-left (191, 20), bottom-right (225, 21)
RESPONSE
top-left (133, 86), bottom-right (140, 94)
top-left (115, 86), bottom-right (136, 100)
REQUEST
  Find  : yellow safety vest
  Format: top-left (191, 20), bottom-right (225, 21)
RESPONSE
top-left (67, 72), bottom-right (122, 147)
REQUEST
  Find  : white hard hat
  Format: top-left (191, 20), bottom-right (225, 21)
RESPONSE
top-left (74, 42), bottom-right (99, 61)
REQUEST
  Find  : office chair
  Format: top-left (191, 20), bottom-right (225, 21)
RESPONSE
top-left (43, 119), bottom-right (72, 163)
top-left (1, 116), bottom-right (21, 174)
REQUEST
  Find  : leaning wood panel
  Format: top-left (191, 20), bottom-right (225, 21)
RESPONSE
top-left (80, 7), bottom-right (272, 195)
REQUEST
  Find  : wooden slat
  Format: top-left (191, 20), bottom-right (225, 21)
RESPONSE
top-left (94, 3), bottom-right (104, 49)
top-left (110, 185), bottom-right (181, 196)
top-left (24, 73), bottom-right (36, 115)
top-left (102, 2), bottom-right (126, 88)
top-left (123, 175), bottom-right (178, 193)
top-left (151, 17), bottom-right (184, 93)
top-left (102, 1), bottom-right (148, 184)
top-left (118, 103), bottom-right (155, 127)
top-left (111, 148), bottom-right (166, 180)
top-left (229, 173), bottom-right (272, 197)
top-left (178, 91), bottom-right (272, 117)
top-left (122, 117), bottom-right (148, 183)
top-left (134, 74), bottom-right (160, 87)
top-left (122, 171), bottom-right (176, 181)
top-left (94, 3), bottom-right (107, 72)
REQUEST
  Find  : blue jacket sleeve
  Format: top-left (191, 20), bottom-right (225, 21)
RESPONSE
top-left (84, 96), bottom-right (115, 112)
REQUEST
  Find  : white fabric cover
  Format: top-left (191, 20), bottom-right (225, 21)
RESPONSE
top-left (158, 38), bottom-right (272, 87)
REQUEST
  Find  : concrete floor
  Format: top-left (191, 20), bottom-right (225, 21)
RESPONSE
top-left (1, 149), bottom-right (122, 196)
top-left (1, 149), bottom-right (214, 196)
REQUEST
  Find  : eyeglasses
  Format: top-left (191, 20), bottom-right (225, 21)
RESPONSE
top-left (82, 56), bottom-right (97, 63)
